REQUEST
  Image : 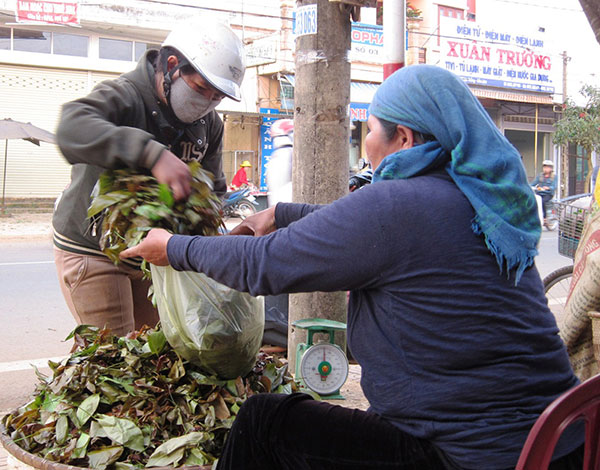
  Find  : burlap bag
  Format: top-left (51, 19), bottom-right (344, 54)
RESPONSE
top-left (560, 202), bottom-right (600, 380)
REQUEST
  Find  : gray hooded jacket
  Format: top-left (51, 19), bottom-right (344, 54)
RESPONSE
top-left (52, 49), bottom-right (226, 257)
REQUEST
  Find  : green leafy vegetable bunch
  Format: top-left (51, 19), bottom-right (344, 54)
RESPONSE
top-left (3, 325), bottom-right (296, 469)
top-left (87, 161), bottom-right (223, 265)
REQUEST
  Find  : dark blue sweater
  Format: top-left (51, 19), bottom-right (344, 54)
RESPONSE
top-left (168, 172), bottom-right (581, 469)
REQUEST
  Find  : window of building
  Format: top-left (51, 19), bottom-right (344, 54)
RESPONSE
top-left (439, 5), bottom-right (464, 19)
top-left (280, 81), bottom-right (294, 110)
top-left (14, 29), bottom-right (51, 53)
top-left (53, 32), bottom-right (88, 57)
top-left (0, 27), bottom-right (10, 50)
top-left (99, 37), bottom-right (133, 61)
top-left (134, 42), bottom-right (160, 61)
top-left (568, 143), bottom-right (590, 195)
top-left (134, 42), bottom-right (147, 61)
top-left (437, 5), bottom-right (465, 45)
top-left (0, 27), bottom-right (149, 63)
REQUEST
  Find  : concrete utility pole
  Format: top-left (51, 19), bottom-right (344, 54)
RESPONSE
top-left (289, 0), bottom-right (351, 372)
top-left (383, 0), bottom-right (406, 79)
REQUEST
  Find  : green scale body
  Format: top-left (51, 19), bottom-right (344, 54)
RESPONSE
top-left (293, 318), bottom-right (349, 400)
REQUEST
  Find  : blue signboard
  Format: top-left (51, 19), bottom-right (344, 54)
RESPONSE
top-left (350, 23), bottom-right (383, 63)
top-left (259, 107), bottom-right (281, 192)
top-left (349, 102), bottom-right (370, 122)
top-left (439, 17), bottom-right (557, 94)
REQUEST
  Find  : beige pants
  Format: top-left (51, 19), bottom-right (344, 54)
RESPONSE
top-left (54, 247), bottom-right (158, 337)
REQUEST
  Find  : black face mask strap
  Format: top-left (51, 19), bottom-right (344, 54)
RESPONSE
top-left (162, 58), bottom-right (188, 104)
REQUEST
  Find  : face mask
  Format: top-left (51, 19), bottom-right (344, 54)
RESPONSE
top-left (169, 76), bottom-right (220, 124)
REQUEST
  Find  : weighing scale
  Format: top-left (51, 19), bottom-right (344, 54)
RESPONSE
top-left (293, 318), bottom-right (349, 399)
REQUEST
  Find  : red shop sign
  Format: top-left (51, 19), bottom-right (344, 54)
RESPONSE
top-left (15, 1), bottom-right (79, 25)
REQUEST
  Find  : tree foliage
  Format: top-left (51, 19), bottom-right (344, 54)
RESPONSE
top-left (553, 84), bottom-right (600, 155)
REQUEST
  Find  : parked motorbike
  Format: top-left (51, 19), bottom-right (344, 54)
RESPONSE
top-left (348, 169), bottom-right (373, 192)
top-left (534, 193), bottom-right (558, 231)
top-left (222, 187), bottom-right (258, 220)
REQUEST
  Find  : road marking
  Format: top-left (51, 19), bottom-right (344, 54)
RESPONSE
top-left (0, 261), bottom-right (54, 266)
top-left (0, 356), bottom-right (66, 373)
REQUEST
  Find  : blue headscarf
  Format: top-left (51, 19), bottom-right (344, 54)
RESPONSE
top-left (369, 65), bottom-right (540, 283)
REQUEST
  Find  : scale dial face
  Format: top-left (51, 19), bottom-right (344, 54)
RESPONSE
top-left (300, 343), bottom-right (349, 395)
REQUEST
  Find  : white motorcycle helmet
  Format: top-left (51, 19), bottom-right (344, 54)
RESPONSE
top-left (270, 119), bottom-right (294, 149)
top-left (162, 19), bottom-right (246, 102)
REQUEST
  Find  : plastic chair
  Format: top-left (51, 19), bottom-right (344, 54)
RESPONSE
top-left (516, 373), bottom-right (600, 470)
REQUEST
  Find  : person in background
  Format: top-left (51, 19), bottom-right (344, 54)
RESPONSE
top-left (230, 160), bottom-right (252, 190)
top-left (52, 18), bottom-right (245, 337)
top-left (530, 159), bottom-right (556, 223)
top-left (264, 118), bottom-right (294, 347)
top-left (266, 119), bottom-right (294, 207)
top-left (121, 65), bottom-right (582, 470)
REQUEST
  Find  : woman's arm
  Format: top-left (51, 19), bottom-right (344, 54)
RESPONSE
top-left (228, 203), bottom-right (323, 236)
top-left (122, 186), bottom-right (391, 296)
top-left (165, 187), bottom-right (389, 296)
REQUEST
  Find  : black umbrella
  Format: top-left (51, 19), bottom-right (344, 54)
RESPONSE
top-left (0, 118), bottom-right (56, 214)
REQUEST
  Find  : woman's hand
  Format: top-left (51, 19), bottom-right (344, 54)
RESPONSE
top-left (120, 228), bottom-right (173, 265)
top-left (229, 206), bottom-right (277, 236)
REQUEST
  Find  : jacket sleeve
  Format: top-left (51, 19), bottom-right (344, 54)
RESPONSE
top-left (56, 78), bottom-right (165, 171)
top-left (201, 112), bottom-right (227, 197)
top-left (166, 187), bottom-right (389, 296)
top-left (275, 202), bottom-right (323, 227)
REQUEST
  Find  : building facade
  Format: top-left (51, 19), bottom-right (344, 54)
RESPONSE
top-left (0, 0), bottom-right (590, 200)
top-left (408, 0), bottom-right (590, 197)
top-left (0, 0), bottom-right (279, 198)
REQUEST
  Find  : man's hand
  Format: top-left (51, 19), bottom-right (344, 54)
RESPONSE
top-left (229, 206), bottom-right (277, 236)
top-left (120, 229), bottom-right (173, 265)
top-left (152, 149), bottom-right (192, 200)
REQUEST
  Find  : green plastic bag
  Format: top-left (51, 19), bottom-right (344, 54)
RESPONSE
top-left (150, 264), bottom-right (265, 379)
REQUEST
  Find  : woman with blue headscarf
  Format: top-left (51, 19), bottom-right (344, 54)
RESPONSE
top-left (121, 65), bottom-right (583, 469)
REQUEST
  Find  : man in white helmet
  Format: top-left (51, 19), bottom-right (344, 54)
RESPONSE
top-left (52, 18), bottom-right (245, 336)
top-left (530, 159), bottom-right (556, 224)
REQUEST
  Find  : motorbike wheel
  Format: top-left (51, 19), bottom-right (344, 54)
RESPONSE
top-left (543, 265), bottom-right (573, 321)
top-left (545, 218), bottom-right (558, 231)
top-left (237, 201), bottom-right (257, 220)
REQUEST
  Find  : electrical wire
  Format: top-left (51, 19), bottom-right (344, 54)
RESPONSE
top-left (85, 0), bottom-right (293, 21)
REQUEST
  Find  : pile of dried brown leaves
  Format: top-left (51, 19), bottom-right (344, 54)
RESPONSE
top-left (2, 325), bottom-right (296, 469)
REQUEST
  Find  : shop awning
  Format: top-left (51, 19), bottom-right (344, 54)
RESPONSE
top-left (470, 86), bottom-right (554, 105)
top-left (282, 75), bottom-right (379, 121)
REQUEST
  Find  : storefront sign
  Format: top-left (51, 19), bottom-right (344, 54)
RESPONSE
top-left (246, 35), bottom-right (277, 67)
top-left (439, 17), bottom-right (556, 94)
top-left (293, 16), bottom-right (384, 64)
top-left (259, 108), bottom-right (281, 192)
top-left (16, 1), bottom-right (79, 25)
top-left (350, 103), bottom-right (370, 122)
top-left (350, 23), bottom-right (383, 63)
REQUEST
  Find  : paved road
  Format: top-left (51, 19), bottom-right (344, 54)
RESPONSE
top-left (0, 228), bottom-right (570, 415)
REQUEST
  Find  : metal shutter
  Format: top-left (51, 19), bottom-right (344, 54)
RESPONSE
top-left (0, 65), bottom-right (119, 198)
